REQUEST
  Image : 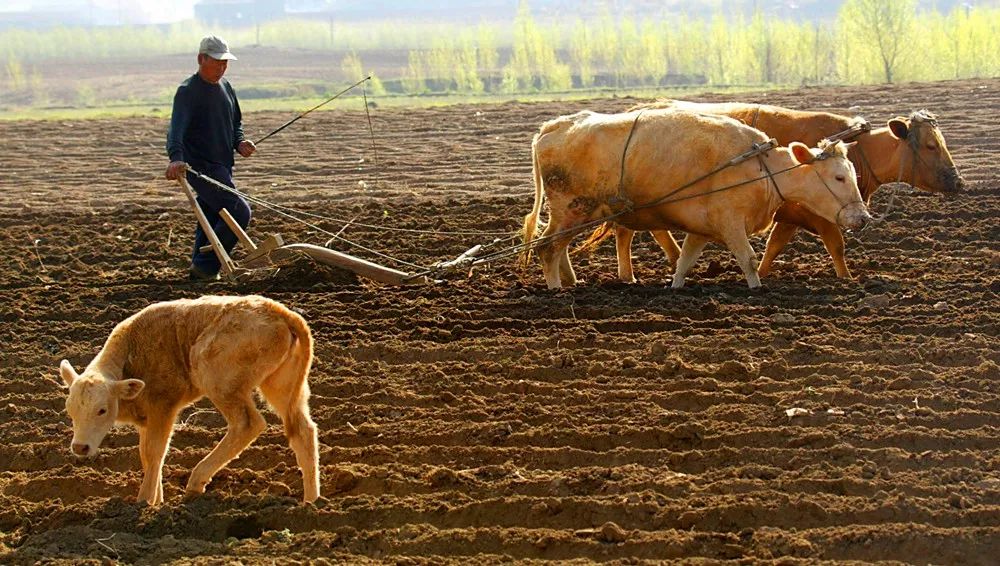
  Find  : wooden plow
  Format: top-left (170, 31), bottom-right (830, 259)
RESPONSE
top-left (178, 175), bottom-right (435, 285)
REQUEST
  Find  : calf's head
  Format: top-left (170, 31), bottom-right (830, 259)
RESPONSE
top-left (888, 111), bottom-right (965, 194)
top-left (60, 360), bottom-right (144, 458)
top-left (788, 140), bottom-right (872, 231)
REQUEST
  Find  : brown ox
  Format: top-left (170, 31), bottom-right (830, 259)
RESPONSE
top-left (522, 109), bottom-right (871, 289)
top-left (59, 295), bottom-right (319, 505)
top-left (607, 102), bottom-right (965, 281)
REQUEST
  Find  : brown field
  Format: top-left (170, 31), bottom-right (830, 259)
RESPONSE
top-left (0, 77), bottom-right (998, 564)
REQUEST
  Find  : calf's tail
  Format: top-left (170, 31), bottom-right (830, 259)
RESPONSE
top-left (277, 308), bottom-right (315, 431)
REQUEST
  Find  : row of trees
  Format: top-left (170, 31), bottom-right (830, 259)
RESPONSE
top-left (373, 0), bottom-right (1000, 95)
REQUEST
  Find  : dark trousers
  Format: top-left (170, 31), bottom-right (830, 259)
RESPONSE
top-left (187, 164), bottom-right (251, 274)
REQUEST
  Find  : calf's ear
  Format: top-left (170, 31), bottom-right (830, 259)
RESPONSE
top-left (789, 142), bottom-right (815, 165)
top-left (60, 360), bottom-right (78, 387)
top-left (888, 118), bottom-right (909, 139)
top-left (114, 379), bottom-right (145, 400)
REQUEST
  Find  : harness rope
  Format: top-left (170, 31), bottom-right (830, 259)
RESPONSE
top-left (756, 154), bottom-right (786, 202)
top-left (611, 109), bottom-right (645, 210)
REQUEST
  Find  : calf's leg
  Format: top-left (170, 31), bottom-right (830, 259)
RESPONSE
top-left (671, 234), bottom-right (709, 289)
top-left (137, 410), bottom-right (177, 505)
top-left (261, 373), bottom-right (320, 503)
top-left (138, 436), bottom-right (164, 504)
top-left (186, 392), bottom-right (267, 495)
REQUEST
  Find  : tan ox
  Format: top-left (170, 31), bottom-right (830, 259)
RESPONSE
top-left (522, 109), bottom-right (871, 289)
top-left (610, 102), bottom-right (965, 281)
top-left (59, 295), bottom-right (319, 505)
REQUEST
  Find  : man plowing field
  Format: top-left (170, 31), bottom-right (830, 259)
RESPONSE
top-left (165, 35), bottom-right (257, 282)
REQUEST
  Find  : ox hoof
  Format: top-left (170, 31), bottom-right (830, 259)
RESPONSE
top-left (185, 479), bottom-right (209, 494)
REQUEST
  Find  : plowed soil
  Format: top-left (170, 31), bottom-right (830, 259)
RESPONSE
top-left (1, 78), bottom-right (997, 564)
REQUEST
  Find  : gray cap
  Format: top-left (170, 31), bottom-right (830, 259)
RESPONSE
top-left (199, 35), bottom-right (237, 61)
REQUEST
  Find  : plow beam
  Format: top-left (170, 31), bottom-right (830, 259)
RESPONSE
top-left (261, 243), bottom-right (431, 286)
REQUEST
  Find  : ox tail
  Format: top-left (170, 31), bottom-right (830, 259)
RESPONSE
top-left (573, 222), bottom-right (615, 256)
top-left (520, 135), bottom-right (547, 266)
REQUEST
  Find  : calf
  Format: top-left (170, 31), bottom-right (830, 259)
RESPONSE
top-left (60, 295), bottom-right (319, 505)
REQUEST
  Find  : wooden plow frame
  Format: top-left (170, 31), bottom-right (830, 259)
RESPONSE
top-left (177, 176), bottom-right (433, 285)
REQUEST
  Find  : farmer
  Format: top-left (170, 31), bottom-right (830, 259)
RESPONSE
top-left (165, 35), bottom-right (256, 281)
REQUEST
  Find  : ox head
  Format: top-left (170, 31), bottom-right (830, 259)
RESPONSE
top-left (60, 360), bottom-right (144, 458)
top-left (788, 140), bottom-right (872, 231)
top-left (887, 110), bottom-right (965, 194)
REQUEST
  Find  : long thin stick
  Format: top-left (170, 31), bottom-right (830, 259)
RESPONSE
top-left (362, 82), bottom-right (380, 183)
top-left (32, 238), bottom-right (47, 272)
top-left (255, 76), bottom-right (371, 145)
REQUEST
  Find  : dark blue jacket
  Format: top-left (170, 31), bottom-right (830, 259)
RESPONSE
top-left (166, 73), bottom-right (245, 170)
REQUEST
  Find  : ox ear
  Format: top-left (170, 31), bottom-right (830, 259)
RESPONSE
top-left (789, 142), bottom-right (815, 165)
top-left (113, 379), bottom-right (145, 400)
top-left (60, 360), bottom-right (79, 388)
top-left (888, 117), bottom-right (909, 139)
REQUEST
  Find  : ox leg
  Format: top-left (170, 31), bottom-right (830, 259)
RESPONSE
top-left (727, 235), bottom-right (762, 289)
top-left (538, 242), bottom-right (565, 289)
top-left (614, 226), bottom-right (637, 283)
top-left (260, 375), bottom-right (320, 504)
top-left (758, 222), bottom-right (798, 277)
top-left (816, 222), bottom-right (852, 279)
top-left (651, 230), bottom-right (682, 267)
top-left (558, 246), bottom-right (578, 286)
top-left (671, 234), bottom-right (709, 289)
top-left (137, 410), bottom-right (177, 505)
top-left (186, 391), bottom-right (267, 495)
top-left (538, 217), bottom-right (576, 289)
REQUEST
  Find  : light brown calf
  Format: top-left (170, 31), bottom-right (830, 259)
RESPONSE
top-left (60, 295), bottom-right (319, 505)
top-left (609, 102), bottom-right (965, 280)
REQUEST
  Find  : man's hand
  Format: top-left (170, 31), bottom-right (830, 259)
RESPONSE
top-left (237, 140), bottom-right (256, 158)
top-left (166, 161), bottom-right (187, 180)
